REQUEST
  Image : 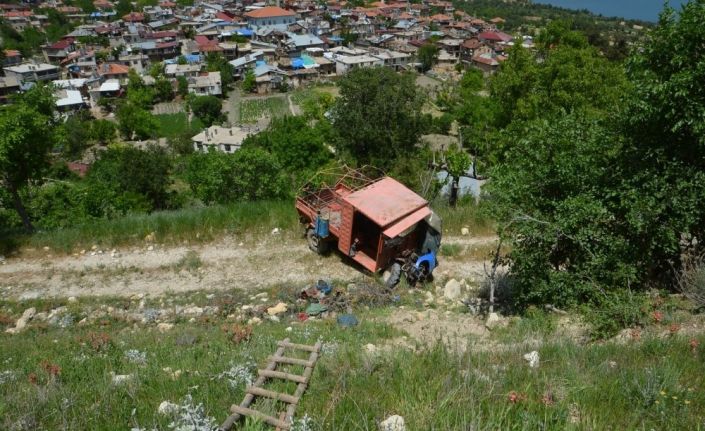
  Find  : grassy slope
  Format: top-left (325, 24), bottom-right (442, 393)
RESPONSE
top-left (5, 200), bottom-right (494, 255)
top-left (155, 113), bottom-right (204, 139)
top-left (0, 289), bottom-right (703, 430)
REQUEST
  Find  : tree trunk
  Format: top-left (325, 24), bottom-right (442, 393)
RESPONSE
top-left (8, 183), bottom-right (33, 233)
top-left (449, 176), bottom-right (459, 207)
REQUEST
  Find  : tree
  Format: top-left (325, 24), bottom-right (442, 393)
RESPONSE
top-left (116, 0), bottom-right (133, 17)
top-left (88, 145), bottom-right (172, 210)
top-left (331, 67), bottom-right (426, 170)
top-left (89, 119), bottom-right (117, 145)
top-left (418, 43), bottom-right (439, 72)
top-left (241, 69), bottom-right (256, 93)
top-left (116, 102), bottom-right (158, 140)
top-left (242, 116), bottom-right (331, 178)
top-left (189, 95), bottom-right (223, 126)
top-left (154, 78), bottom-right (174, 102)
top-left (185, 148), bottom-right (289, 204)
top-left (205, 52), bottom-right (234, 91)
top-left (177, 76), bottom-right (189, 97)
top-left (0, 86), bottom-right (56, 231)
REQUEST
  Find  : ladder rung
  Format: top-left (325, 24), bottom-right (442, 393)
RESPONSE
top-left (246, 386), bottom-right (299, 405)
top-left (258, 369), bottom-right (307, 384)
top-left (229, 405), bottom-right (289, 429)
top-left (270, 355), bottom-right (314, 368)
top-left (277, 341), bottom-right (319, 352)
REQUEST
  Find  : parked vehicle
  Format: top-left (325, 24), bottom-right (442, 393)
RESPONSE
top-left (296, 167), bottom-right (442, 287)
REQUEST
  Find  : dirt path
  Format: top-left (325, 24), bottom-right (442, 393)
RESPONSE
top-left (0, 236), bottom-right (496, 300)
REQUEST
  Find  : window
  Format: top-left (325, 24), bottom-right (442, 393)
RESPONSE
top-left (224, 144), bottom-right (231, 152)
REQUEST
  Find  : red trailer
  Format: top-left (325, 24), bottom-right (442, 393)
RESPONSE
top-left (296, 167), bottom-right (441, 286)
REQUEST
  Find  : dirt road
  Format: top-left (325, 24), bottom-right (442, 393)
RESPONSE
top-left (0, 235), bottom-right (496, 300)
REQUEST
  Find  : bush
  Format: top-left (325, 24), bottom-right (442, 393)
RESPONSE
top-left (676, 253), bottom-right (705, 310)
top-left (185, 148), bottom-right (289, 204)
top-left (189, 95), bottom-right (223, 127)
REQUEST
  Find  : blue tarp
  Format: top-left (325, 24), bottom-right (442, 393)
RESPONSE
top-left (255, 60), bottom-right (266, 67)
top-left (236, 28), bottom-right (254, 37)
top-left (291, 58), bottom-right (305, 69)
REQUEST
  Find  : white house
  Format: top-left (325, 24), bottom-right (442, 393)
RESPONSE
top-left (325, 53), bottom-right (383, 75)
top-left (244, 6), bottom-right (297, 31)
top-left (188, 72), bottom-right (222, 96)
top-left (191, 125), bottom-right (255, 153)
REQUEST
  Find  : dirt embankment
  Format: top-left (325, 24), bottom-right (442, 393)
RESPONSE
top-left (0, 235), bottom-right (497, 300)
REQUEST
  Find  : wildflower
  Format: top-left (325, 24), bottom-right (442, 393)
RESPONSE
top-left (685, 400), bottom-right (691, 405)
top-left (669, 323), bottom-right (680, 334)
top-left (660, 390), bottom-right (666, 396)
top-left (541, 392), bottom-right (555, 406)
top-left (40, 360), bottom-right (61, 377)
top-left (28, 372), bottom-right (38, 385)
top-left (655, 400), bottom-right (660, 405)
top-left (652, 311), bottom-right (664, 323)
top-left (215, 361), bottom-right (256, 389)
top-left (508, 391), bottom-right (526, 404)
top-left (672, 396), bottom-right (678, 400)
top-left (690, 339), bottom-right (699, 353)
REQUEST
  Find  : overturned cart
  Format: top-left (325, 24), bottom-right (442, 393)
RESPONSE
top-left (296, 167), bottom-right (442, 287)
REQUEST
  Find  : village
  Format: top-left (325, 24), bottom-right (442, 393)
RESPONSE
top-left (0, 0), bottom-right (522, 110)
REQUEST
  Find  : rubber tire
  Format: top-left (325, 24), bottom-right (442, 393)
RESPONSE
top-left (386, 263), bottom-right (402, 288)
top-left (306, 228), bottom-right (328, 254)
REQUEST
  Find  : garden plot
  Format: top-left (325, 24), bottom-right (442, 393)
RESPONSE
top-left (238, 97), bottom-right (289, 124)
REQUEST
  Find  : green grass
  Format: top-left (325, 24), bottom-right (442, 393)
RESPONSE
top-left (1, 290), bottom-right (704, 430)
top-left (2, 199), bottom-right (495, 256)
top-left (239, 97), bottom-right (289, 123)
top-left (155, 113), bottom-right (204, 139)
top-left (10, 201), bottom-right (297, 254)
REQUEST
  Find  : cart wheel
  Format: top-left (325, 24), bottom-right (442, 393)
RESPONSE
top-left (386, 263), bottom-right (402, 288)
top-left (306, 228), bottom-right (328, 254)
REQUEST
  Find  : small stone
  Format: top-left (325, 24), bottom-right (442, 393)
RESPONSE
top-left (254, 292), bottom-right (268, 299)
top-left (157, 323), bottom-right (174, 333)
top-left (158, 401), bottom-right (179, 415)
top-left (461, 227), bottom-right (470, 236)
top-left (485, 312), bottom-right (507, 330)
top-left (443, 279), bottom-right (462, 301)
top-left (147, 245), bottom-right (154, 251)
top-left (248, 317), bottom-right (262, 325)
top-left (183, 306), bottom-right (203, 316)
top-left (267, 302), bottom-right (288, 316)
top-left (111, 373), bottom-right (134, 385)
top-left (78, 318), bottom-right (87, 325)
top-left (267, 315), bottom-right (280, 322)
top-left (380, 415), bottom-right (406, 431)
top-left (91, 245), bottom-right (98, 251)
top-left (285, 326), bottom-right (293, 332)
top-left (68, 296), bottom-right (78, 303)
top-left (43, 246), bottom-right (50, 251)
top-left (523, 351), bottom-right (540, 368)
top-left (271, 227), bottom-right (280, 235)
top-left (365, 343), bottom-right (376, 354)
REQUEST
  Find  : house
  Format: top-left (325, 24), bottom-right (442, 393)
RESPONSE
top-left (3, 49), bottom-right (22, 67)
top-left (285, 33), bottom-right (325, 57)
top-left (98, 63), bottom-right (131, 82)
top-left (191, 125), bottom-right (253, 153)
top-left (188, 71), bottom-right (222, 96)
top-left (56, 89), bottom-right (86, 111)
top-left (4, 63), bottom-right (61, 83)
top-left (326, 53), bottom-right (384, 75)
top-left (244, 6), bottom-right (298, 31)
top-left (471, 51), bottom-right (500, 73)
top-left (229, 50), bottom-right (264, 77)
top-left (165, 63), bottom-right (202, 77)
top-left (0, 76), bottom-right (21, 104)
top-left (370, 49), bottom-right (412, 71)
top-left (460, 37), bottom-right (483, 63)
top-left (43, 38), bottom-right (76, 64)
top-left (254, 63), bottom-right (287, 93)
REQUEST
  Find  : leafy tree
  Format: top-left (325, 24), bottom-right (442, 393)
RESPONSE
top-left (116, 0), bottom-right (133, 17)
top-left (418, 43), bottom-right (439, 72)
top-left (0, 86), bottom-right (56, 231)
top-left (88, 145), bottom-right (172, 210)
top-left (189, 95), bottom-right (223, 126)
top-left (89, 119), bottom-right (117, 145)
top-left (149, 62), bottom-right (164, 79)
top-left (177, 55), bottom-right (188, 65)
top-left (177, 76), bottom-right (189, 97)
top-left (185, 148), bottom-right (289, 204)
top-left (205, 52), bottom-right (234, 91)
top-left (57, 113), bottom-right (92, 159)
top-left (154, 78), bottom-right (174, 102)
top-left (331, 67), bottom-right (426, 170)
top-left (241, 69), bottom-right (256, 93)
top-left (242, 116), bottom-right (331, 177)
top-left (116, 102), bottom-right (158, 140)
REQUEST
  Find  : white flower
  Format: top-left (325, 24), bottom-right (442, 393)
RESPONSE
top-left (125, 349), bottom-right (147, 365)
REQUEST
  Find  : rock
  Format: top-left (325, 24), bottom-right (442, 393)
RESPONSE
top-left (267, 302), bottom-right (288, 316)
top-left (248, 317), bottom-right (262, 325)
top-left (485, 312), bottom-right (507, 330)
top-left (43, 246), bottom-right (50, 251)
top-left (157, 323), bottom-right (174, 333)
top-left (267, 315), bottom-right (280, 322)
top-left (144, 232), bottom-right (156, 242)
top-left (380, 415), bottom-right (406, 431)
top-left (91, 245), bottom-right (98, 251)
top-left (365, 343), bottom-right (377, 354)
top-left (271, 227), bottom-right (280, 235)
top-left (67, 296), bottom-right (78, 303)
top-left (254, 292), bottom-right (268, 299)
top-left (285, 326), bottom-right (293, 332)
top-left (423, 291), bottom-right (434, 304)
top-left (111, 373), bottom-right (134, 386)
top-left (5, 307), bottom-right (37, 334)
top-left (147, 245), bottom-right (154, 251)
top-left (241, 305), bottom-right (254, 312)
top-left (182, 306), bottom-right (203, 316)
top-left (461, 227), bottom-right (470, 236)
top-left (157, 401), bottom-right (179, 416)
top-left (443, 279), bottom-right (462, 301)
top-left (523, 351), bottom-right (540, 368)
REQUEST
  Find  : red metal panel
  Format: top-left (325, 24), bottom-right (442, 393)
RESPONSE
top-left (337, 203), bottom-right (354, 254)
top-left (343, 177), bottom-right (428, 227)
top-left (382, 207), bottom-right (431, 238)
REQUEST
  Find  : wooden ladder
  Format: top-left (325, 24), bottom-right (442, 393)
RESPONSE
top-left (219, 338), bottom-right (322, 430)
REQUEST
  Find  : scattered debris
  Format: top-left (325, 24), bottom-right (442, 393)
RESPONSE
top-left (380, 415), bottom-right (406, 431)
top-left (125, 349), bottom-right (147, 365)
top-left (158, 401), bottom-right (180, 416)
top-left (216, 360), bottom-right (256, 389)
top-left (111, 373), bottom-right (134, 386)
top-left (267, 302), bottom-right (288, 316)
top-left (337, 314), bottom-right (359, 327)
top-left (157, 323), bottom-right (174, 333)
top-left (168, 394), bottom-right (218, 431)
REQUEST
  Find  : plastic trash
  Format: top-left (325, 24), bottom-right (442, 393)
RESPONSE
top-left (337, 314), bottom-right (359, 327)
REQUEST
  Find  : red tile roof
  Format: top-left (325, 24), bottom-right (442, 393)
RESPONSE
top-left (49, 38), bottom-right (74, 50)
top-left (215, 11), bottom-right (234, 22)
top-left (244, 6), bottom-right (296, 19)
top-left (4, 49), bottom-right (20, 57)
top-left (99, 63), bottom-right (130, 75)
top-left (123, 12), bottom-right (144, 22)
top-left (3, 11), bottom-right (32, 17)
top-left (479, 31), bottom-right (512, 42)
